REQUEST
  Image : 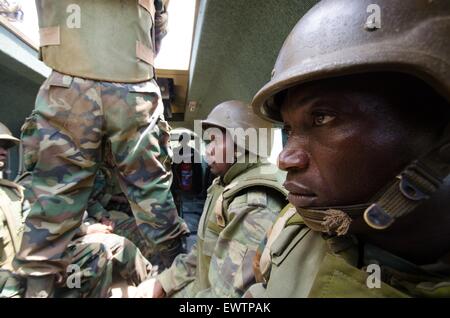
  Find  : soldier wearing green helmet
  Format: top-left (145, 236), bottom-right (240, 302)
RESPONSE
top-left (0, 122), bottom-right (26, 298)
top-left (247, 0), bottom-right (450, 297)
top-left (136, 100), bottom-right (288, 298)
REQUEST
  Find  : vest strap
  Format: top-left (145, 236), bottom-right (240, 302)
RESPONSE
top-left (364, 136), bottom-right (450, 229)
top-left (259, 205), bottom-right (297, 278)
top-left (136, 41), bottom-right (154, 66)
top-left (139, 0), bottom-right (156, 17)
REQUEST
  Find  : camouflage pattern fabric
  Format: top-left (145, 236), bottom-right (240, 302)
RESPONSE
top-left (14, 71), bottom-right (189, 279)
top-left (12, 174), bottom-right (154, 298)
top-left (0, 270), bottom-right (25, 298)
top-left (70, 233), bottom-right (154, 291)
top-left (54, 238), bottom-right (113, 298)
top-left (86, 166), bottom-right (151, 258)
top-left (20, 145), bottom-right (154, 268)
top-left (1, 235), bottom-right (113, 298)
top-left (158, 160), bottom-right (287, 298)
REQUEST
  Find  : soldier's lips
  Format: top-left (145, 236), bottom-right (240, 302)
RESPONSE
top-left (284, 182), bottom-right (318, 207)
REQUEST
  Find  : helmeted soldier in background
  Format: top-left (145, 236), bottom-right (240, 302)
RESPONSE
top-left (136, 100), bottom-right (288, 298)
top-left (15, 0), bottom-right (189, 298)
top-left (0, 122), bottom-right (26, 297)
top-left (247, 0), bottom-right (450, 297)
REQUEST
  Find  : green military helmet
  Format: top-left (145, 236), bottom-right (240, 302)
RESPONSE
top-left (252, 0), bottom-right (450, 123)
top-left (202, 100), bottom-right (274, 158)
top-left (0, 122), bottom-right (20, 149)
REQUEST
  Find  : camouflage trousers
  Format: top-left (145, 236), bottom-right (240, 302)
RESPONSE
top-left (2, 239), bottom-right (111, 298)
top-left (16, 71), bottom-right (189, 278)
top-left (107, 210), bottom-right (152, 259)
top-left (70, 233), bottom-right (154, 292)
top-left (0, 270), bottom-right (25, 298)
top-left (99, 210), bottom-right (186, 272)
top-left (2, 232), bottom-right (153, 298)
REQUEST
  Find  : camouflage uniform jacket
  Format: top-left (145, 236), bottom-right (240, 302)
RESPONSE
top-left (158, 159), bottom-right (287, 298)
top-left (246, 204), bottom-right (450, 298)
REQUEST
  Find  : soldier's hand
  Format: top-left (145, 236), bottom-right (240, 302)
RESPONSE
top-left (86, 223), bottom-right (113, 234)
top-left (135, 278), bottom-right (166, 298)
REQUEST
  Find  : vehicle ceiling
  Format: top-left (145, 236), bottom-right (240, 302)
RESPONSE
top-left (177, 0), bottom-right (319, 130)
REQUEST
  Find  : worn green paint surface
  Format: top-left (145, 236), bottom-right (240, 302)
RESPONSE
top-left (180, 0), bottom-right (319, 129)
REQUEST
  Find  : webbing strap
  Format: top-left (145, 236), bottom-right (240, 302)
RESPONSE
top-left (364, 136), bottom-right (450, 229)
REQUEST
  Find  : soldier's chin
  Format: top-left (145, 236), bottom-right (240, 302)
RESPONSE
top-left (0, 161), bottom-right (4, 171)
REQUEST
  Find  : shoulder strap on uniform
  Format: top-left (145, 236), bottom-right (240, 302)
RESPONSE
top-left (209, 163), bottom-right (288, 235)
top-left (257, 204), bottom-right (297, 280)
top-left (219, 163), bottom-right (287, 227)
top-left (222, 163), bottom-right (288, 202)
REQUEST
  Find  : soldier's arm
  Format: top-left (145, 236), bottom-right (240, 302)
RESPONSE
top-left (196, 189), bottom-right (285, 298)
top-left (157, 242), bottom-right (197, 296)
top-left (154, 0), bottom-right (169, 55)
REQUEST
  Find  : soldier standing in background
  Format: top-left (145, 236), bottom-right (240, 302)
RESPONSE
top-left (14, 0), bottom-right (189, 298)
top-left (136, 101), bottom-right (288, 298)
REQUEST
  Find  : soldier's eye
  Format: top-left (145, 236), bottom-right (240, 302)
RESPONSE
top-left (312, 112), bottom-right (335, 126)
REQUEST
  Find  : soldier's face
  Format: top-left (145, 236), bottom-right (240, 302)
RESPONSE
top-left (0, 144), bottom-right (8, 171)
top-left (205, 128), bottom-right (234, 177)
top-left (278, 79), bottom-right (421, 209)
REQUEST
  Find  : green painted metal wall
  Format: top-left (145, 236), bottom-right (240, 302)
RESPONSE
top-left (179, 0), bottom-right (319, 129)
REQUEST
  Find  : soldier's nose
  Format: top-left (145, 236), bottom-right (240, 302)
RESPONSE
top-left (278, 146), bottom-right (310, 171)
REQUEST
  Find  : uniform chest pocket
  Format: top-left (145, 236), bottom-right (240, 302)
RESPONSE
top-left (212, 238), bottom-right (253, 294)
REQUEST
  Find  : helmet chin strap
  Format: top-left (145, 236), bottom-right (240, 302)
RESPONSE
top-left (297, 128), bottom-right (450, 236)
top-left (297, 204), bottom-right (370, 236)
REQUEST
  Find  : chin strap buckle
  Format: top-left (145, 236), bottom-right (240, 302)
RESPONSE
top-left (363, 203), bottom-right (394, 230)
top-left (363, 150), bottom-right (449, 230)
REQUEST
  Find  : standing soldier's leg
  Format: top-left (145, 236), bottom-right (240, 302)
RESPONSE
top-left (103, 80), bottom-right (189, 271)
top-left (55, 241), bottom-right (113, 298)
top-left (108, 211), bottom-right (152, 259)
top-left (14, 72), bottom-right (103, 288)
top-left (77, 232), bottom-right (154, 285)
